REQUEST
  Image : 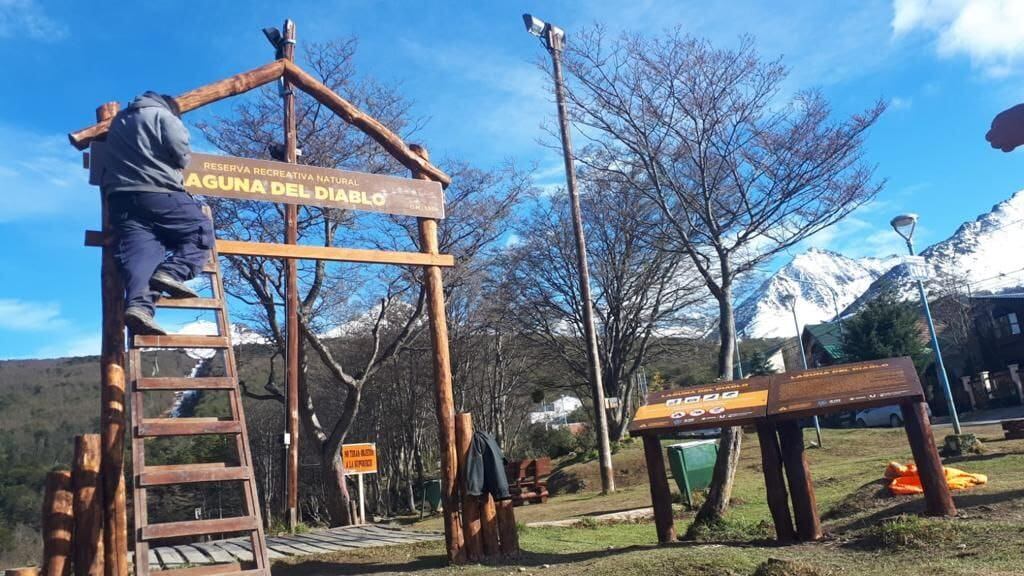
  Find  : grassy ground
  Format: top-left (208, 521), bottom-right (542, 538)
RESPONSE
top-left (273, 424), bottom-right (1024, 575)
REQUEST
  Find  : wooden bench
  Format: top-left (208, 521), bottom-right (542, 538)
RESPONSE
top-left (1001, 418), bottom-right (1024, 440)
top-left (505, 457), bottom-right (551, 506)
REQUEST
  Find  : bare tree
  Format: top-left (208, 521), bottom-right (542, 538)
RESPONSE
top-left (505, 182), bottom-right (704, 439)
top-left (561, 28), bottom-right (884, 528)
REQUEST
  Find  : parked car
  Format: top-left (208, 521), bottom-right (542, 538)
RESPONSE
top-left (854, 404), bottom-right (931, 428)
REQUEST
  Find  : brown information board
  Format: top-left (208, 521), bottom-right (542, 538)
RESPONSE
top-left (629, 377), bottom-right (770, 434)
top-left (630, 357), bottom-right (924, 435)
top-left (184, 153), bottom-right (444, 218)
top-left (767, 357), bottom-right (923, 418)
top-left (88, 143), bottom-right (444, 218)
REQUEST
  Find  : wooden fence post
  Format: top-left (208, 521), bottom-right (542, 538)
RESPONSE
top-left (95, 101), bottom-right (129, 576)
top-left (42, 470), bottom-right (74, 576)
top-left (455, 413), bottom-right (482, 561)
top-left (641, 434), bottom-right (676, 544)
top-left (776, 421), bottom-right (822, 542)
top-left (480, 495), bottom-right (500, 557)
top-left (495, 499), bottom-right (519, 556)
top-left (900, 401), bottom-right (957, 516)
top-left (410, 144), bottom-right (464, 564)
top-left (73, 435), bottom-right (104, 576)
top-left (755, 422), bottom-right (796, 544)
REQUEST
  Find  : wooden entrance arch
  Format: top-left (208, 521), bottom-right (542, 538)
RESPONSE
top-left (69, 20), bottom-right (473, 572)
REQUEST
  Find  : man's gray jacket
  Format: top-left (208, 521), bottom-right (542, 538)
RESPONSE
top-left (101, 92), bottom-right (191, 193)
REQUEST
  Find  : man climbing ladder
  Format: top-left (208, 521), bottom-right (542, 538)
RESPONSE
top-left (101, 91), bottom-right (213, 335)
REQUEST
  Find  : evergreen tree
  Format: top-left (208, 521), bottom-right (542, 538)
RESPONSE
top-left (843, 295), bottom-right (929, 368)
top-left (747, 350), bottom-right (777, 376)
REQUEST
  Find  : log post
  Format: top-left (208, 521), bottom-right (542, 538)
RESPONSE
top-left (280, 18), bottom-right (302, 534)
top-left (495, 499), bottom-right (519, 556)
top-left (73, 435), bottom-right (104, 576)
top-left (410, 144), bottom-right (464, 563)
top-left (480, 495), bottom-right (500, 557)
top-left (455, 413), bottom-right (482, 561)
top-left (42, 470), bottom-right (74, 576)
top-left (776, 421), bottom-right (821, 542)
top-left (641, 434), bottom-right (676, 544)
top-left (95, 101), bottom-right (128, 576)
top-left (755, 422), bottom-right (796, 544)
top-left (900, 401), bottom-right (957, 516)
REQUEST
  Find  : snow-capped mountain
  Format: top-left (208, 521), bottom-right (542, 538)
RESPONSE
top-left (736, 248), bottom-right (899, 339)
top-left (846, 189), bottom-right (1024, 312)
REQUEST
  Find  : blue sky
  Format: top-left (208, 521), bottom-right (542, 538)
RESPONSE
top-left (3, 0), bottom-right (1024, 359)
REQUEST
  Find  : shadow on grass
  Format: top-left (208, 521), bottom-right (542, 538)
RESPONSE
top-left (273, 545), bottom-right (661, 575)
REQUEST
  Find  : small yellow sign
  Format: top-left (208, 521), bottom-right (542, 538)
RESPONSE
top-left (341, 443), bottom-right (378, 474)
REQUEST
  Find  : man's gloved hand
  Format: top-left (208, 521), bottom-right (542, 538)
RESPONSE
top-left (986, 103), bottom-right (1024, 152)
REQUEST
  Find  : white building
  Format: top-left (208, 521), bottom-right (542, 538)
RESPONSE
top-left (529, 395), bottom-right (583, 428)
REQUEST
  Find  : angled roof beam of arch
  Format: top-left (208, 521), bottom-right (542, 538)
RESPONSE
top-left (68, 59), bottom-right (451, 188)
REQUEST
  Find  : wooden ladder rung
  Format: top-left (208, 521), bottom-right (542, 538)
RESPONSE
top-left (134, 335), bottom-right (231, 349)
top-left (137, 377), bottom-right (236, 390)
top-left (139, 464), bottom-right (250, 487)
top-left (138, 418), bottom-right (241, 437)
top-left (155, 297), bottom-right (223, 310)
top-left (140, 516), bottom-right (259, 541)
top-left (153, 563), bottom-right (260, 576)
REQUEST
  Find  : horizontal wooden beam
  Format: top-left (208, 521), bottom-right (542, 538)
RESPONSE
top-left (218, 240), bottom-right (455, 267)
top-left (84, 233), bottom-right (454, 267)
top-left (68, 60), bottom-right (287, 150)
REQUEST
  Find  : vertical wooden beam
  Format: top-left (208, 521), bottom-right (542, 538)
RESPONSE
top-left (42, 470), bottom-right (74, 576)
top-left (495, 499), bottom-right (519, 556)
top-left (281, 19), bottom-right (301, 532)
top-left (900, 401), bottom-right (957, 517)
top-left (455, 413), bottom-right (482, 561)
top-left (641, 434), bottom-right (676, 544)
top-left (73, 435), bottom-right (104, 576)
top-left (480, 494), bottom-right (500, 558)
top-left (755, 422), bottom-right (796, 544)
top-left (776, 421), bottom-right (822, 542)
top-left (95, 101), bottom-right (128, 576)
top-left (410, 144), bottom-right (464, 563)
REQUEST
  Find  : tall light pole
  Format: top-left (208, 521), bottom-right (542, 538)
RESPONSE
top-left (890, 214), bottom-right (962, 435)
top-left (783, 293), bottom-right (824, 447)
top-left (523, 13), bottom-right (615, 494)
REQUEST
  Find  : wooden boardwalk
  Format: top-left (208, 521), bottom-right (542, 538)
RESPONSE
top-left (141, 525), bottom-right (442, 569)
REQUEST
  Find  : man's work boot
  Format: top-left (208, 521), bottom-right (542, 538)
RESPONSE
top-left (150, 270), bottom-right (199, 299)
top-left (124, 307), bottom-right (168, 336)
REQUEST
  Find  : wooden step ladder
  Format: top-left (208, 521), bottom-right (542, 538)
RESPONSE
top-left (128, 237), bottom-right (270, 576)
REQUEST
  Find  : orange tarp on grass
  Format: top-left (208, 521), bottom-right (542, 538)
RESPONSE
top-left (884, 461), bottom-right (988, 495)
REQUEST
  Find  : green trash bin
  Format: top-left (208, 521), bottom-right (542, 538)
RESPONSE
top-left (419, 479), bottom-right (442, 517)
top-left (667, 439), bottom-right (719, 507)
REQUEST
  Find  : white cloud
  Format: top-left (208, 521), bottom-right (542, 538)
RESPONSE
top-left (32, 334), bottom-right (101, 359)
top-left (0, 0), bottom-right (67, 42)
top-left (893, 0), bottom-right (1024, 76)
top-left (0, 125), bottom-right (96, 222)
top-left (890, 96), bottom-right (914, 110)
top-left (0, 298), bottom-right (69, 331)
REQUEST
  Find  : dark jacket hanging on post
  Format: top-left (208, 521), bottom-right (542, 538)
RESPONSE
top-left (465, 431), bottom-right (511, 501)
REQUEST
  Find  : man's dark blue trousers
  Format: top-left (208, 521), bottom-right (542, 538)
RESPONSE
top-left (108, 191), bottom-right (214, 315)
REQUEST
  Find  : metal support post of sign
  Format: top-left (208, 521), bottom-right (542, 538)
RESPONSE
top-left (358, 473), bottom-right (365, 524)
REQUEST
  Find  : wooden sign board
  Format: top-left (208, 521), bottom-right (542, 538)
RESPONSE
top-left (341, 443), bottom-right (378, 474)
top-left (89, 144), bottom-right (444, 218)
top-left (768, 357), bottom-right (923, 418)
top-left (629, 377), bottom-right (770, 434)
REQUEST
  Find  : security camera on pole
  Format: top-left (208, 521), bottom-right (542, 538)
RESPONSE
top-left (523, 13), bottom-right (615, 494)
